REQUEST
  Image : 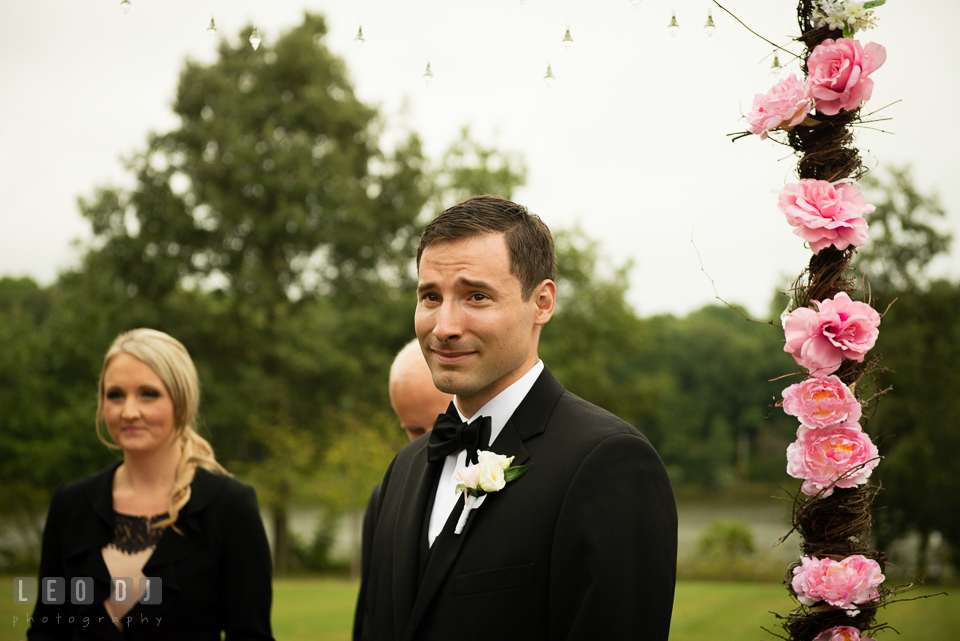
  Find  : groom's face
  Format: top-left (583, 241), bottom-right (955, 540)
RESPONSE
top-left (415, 233), bottom-right (554, 416)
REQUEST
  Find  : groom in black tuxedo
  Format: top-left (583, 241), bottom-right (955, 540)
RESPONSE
top-left (357, 195), bottom-right (677, 641)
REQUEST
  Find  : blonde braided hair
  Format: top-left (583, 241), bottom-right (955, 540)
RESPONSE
top-left (96, 328), bottom-right (230, 531)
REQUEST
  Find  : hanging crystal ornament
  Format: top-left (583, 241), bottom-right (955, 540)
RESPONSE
top-left (770, 51), bottom-right (782, 71)
top-left (562, 24), bottom-right (574, 51)
top-left (120, 0), bottom-right (131, 13)
top-left (354, 25), bottom-right (365, 47)
top-left (667, 11), bottom-right (680, 36)
top-left (249, 25), bottom-right (263, 50)
top-left (207, 16), bottom-right (217, 37)
top-left (423, 61), bottom-right (434, 85)
top-left (703, 9), bottom-right (716, 36)
top-left (543, 62), bottom-right (556, 88)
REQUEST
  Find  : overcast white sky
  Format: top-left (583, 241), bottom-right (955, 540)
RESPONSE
top-left (1, 0), bottom-right (957, 318)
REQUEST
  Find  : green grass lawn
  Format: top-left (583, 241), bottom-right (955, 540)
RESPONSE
top-left (669, 582), bottom-right (954, 641)
top-left (2, 577), bottom-right (952, 641)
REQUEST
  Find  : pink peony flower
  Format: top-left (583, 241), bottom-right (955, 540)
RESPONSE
top-left (786, 422), bottom-right (879, 497)
top-left (782, 375), bottom-right (862, 429)
top-left (779, 180), bottom-right (874, 254)
top-left (812, 626), bottom-right (876, 641)
top-left (807, 38), bottom-right (886, 116)
top-left (783, 292), bottom-right (881, 377)
top-left (746, 74), bottom-right (814, 139)
top-left (792, 555), bottom-right (884, 615)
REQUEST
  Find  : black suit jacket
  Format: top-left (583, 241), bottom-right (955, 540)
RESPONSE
top-left (358, 367), bottom-right (677, 641)
top-left (27, 463), bottom-right (274, 641)
top-left (353, 482), bottom-right (382, 641)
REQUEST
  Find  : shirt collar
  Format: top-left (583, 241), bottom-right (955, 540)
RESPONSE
top-left (454, 360), bottom-right (544, 447)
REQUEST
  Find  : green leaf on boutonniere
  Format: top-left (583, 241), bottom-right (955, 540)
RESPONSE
top-left (455, 483), bottom-right (478, 496)
top-left (842, 24), bottom-right (854, 39)
top-left (863, 0), bottom-right (886, 9)
top-left (504, 464), bottom-right (531, 483)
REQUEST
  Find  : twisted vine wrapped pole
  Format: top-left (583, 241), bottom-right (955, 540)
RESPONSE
top-left (780, 2), bottom-right (887, 640)
top-left (722, 1), bottom-right (944, 637)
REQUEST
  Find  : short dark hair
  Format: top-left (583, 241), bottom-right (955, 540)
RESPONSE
top-left (417, 195), bottom-right (557, 300)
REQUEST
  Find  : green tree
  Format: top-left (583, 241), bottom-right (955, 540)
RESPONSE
top-left (640, 305), bottom-right (797, 487)
top-left (4, 13), bottom-right (532, 575)
top-left (868, 280), bottom-right (960, 578)
top-left (430, 127), bottom-right (528, 211)
top-left (540, 229), bottom-right (665, 436)
top-left (541, 232), bottom-right (797, 489)
top-left (856, 165), bottom-right (952, 293)
top-left (71, 14), bottom-right (436, 573)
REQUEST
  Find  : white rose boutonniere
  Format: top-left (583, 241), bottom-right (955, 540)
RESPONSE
top-left (451, 450), bottom-right (530, 534)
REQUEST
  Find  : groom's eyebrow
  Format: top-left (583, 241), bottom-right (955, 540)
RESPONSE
top-left (417, 277), bottom-right (495, 294)
top-left (417, 281), bottom-right (437, 295)
top-left (457, 277), bottom-right (494, 291)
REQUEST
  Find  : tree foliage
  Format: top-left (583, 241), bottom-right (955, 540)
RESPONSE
top-left (431, 127), bottom-right (528, 211)
top-left (541, 232), bottom-right (799, 489)
top-left (841, 166), bottom-right (958, 574)
top-left (868, 280), bottom-right (960, 577)
top-left (81, 15), bottom-right (427, 305)
top-left (856, 166), bottom-right (952, 294)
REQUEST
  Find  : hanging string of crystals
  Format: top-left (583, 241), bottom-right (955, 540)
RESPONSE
top-left (543, 62), bottom-right (556, 88)
top-left (667, 8), bottom-right (719, 38)
top-left (562, 24), bottom-right (574, 50)
top-left (354, 0), bottom-right (365, 48)
top-left (179, 1), bottom-right (729, 87)
top-left (547, 0), bottom-right (575, 86)
top-left (704, 9), bottom-right (716, 36)
top-left (667, 10), bottom-right (680, 36)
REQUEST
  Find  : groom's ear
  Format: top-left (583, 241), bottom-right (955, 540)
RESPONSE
top-left (532, 280), bottom-right (556, 326)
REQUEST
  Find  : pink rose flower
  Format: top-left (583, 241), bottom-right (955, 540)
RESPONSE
top-left (454, 464), bottom-right (482, 491)
top-left (746, 74), bottom-right (813, 139)
top-left (807, 38), bottom-right (886, 116)
top-left (779, 180), bottom-right (873, 254)
top-left (786, 422), bottom-right (879, 497)
top-left (783, 292), bottom-right (881, 377)
top-left (812, 626), bottom-right (876, 641)
top-left (782, 375), bottom-right (862, 429)
top-left (792, 555), bottom-right (884, 615)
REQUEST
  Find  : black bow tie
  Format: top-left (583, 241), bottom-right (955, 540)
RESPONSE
top-left (427, 404), bottom-right (491, 465)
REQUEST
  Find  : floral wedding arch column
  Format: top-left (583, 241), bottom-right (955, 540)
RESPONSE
top-left (740, 2), bottom-right (908, 640)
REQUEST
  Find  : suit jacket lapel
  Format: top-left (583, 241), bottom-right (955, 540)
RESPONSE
top-left (401, 367), bottom-right (565, 640)
top-left (506, 364), bottom-right (564, 444)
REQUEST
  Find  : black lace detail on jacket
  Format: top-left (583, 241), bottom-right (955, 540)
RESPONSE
top-left (109, 512), bottom-right (169, 554)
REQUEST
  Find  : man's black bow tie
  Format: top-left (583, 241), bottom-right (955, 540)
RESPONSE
top-left (427, 405), bottom-right (491, 465)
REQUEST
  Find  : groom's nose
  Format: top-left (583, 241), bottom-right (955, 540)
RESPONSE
top-left (432, 299), bottom-right (464, 342)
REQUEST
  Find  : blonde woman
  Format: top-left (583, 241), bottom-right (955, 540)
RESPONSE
top-left (29, 329), bottom-right (274, 640)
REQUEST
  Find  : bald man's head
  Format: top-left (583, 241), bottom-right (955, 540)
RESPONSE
top-left (389, 340), bottom-right (454, 441)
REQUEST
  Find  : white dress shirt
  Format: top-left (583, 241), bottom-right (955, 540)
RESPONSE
top-left (427, 360), bottom-right (545, 547)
